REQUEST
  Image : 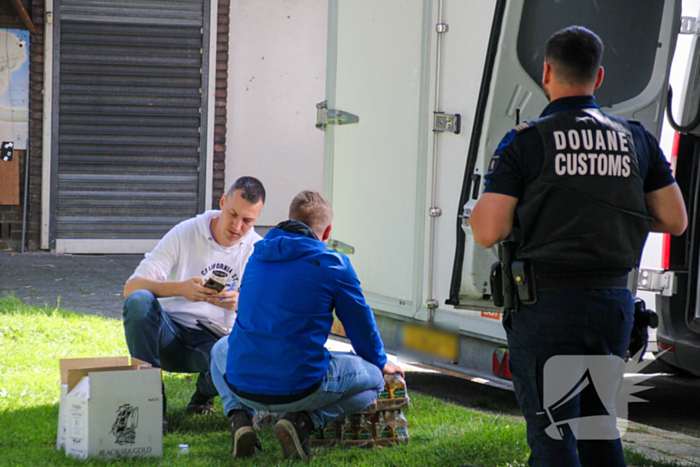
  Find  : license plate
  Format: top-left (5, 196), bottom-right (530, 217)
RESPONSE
top-left (399, 322), bottom-right (459, 362)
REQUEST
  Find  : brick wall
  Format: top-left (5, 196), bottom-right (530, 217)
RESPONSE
top-left (1, 0), bottom-right (229, 251)
top-left (213, 0), bottom-right (230, 208)
top-left (0, 0), bottom-right (30, 29)
top-left (0, 0), bottom-right (35, 252)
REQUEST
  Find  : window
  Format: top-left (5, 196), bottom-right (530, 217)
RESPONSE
top-left (517, 0), bottom-right (665, 108)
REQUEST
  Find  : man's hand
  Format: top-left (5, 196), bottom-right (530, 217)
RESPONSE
top-left (382, 362), bottom-right (405, 378)
top-left (206, 290), bottom-right (239, 311)
top-left (180, 278), bottom-right (217, 303)
top-left (125, 276), bottom-right (217, 300)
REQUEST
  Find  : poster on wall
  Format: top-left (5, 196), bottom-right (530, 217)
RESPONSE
top-left (0, 29), bottom-right (29, 150)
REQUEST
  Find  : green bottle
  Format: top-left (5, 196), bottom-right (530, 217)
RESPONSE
top-left (341, 416), bottom-right (356, 441)
top-left (323, 424), bottom-right (337, 440)
top-left (376, 412), bottom-right (393, 439)
top-left (357, 415), bottom-right (372, 440)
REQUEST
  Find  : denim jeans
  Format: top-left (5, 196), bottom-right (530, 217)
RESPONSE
top-left (504, 288), bottom-right (635, 467)
top-left (123, 290), bottom-right (219, 398)
top-left (210, 337), bottom-right (385, 428)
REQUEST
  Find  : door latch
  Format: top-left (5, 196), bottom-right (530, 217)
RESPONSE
top-left (316, 100), bottom-right (359, 131)
top-left (637, 269), bottom-right (676, 297)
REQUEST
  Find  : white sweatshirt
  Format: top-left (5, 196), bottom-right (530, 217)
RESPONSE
top-left (128, 210), bottom-right (262, 330)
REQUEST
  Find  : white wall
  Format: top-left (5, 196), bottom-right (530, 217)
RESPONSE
top-left (227, 0), bottom-right (328, 226)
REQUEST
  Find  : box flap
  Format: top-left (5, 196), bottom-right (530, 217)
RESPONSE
top-left (59, 357), bottom-right (129, 384)
top-left (90, 368), bottom-right (162, 399)
top-left (67, 365), bottom-right (157, 392)
top-left (66, 375), bottom-right (90, 399)
top-left (130, 357), bottom-right (152, 369)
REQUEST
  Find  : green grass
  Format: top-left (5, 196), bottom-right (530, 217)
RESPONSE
top-left (0, 295), bottom-right (685, 466)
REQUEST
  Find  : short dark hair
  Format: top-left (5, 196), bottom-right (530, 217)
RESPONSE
top-left (545, 26), bottom-right (603, 86)
top-left (226, 176), bottom-right (266, 204)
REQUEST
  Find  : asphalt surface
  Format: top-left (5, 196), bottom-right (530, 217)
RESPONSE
top-left (2, 251), bottom-right (700, 463)
top-left (0, 252), bottom-right (142, 318)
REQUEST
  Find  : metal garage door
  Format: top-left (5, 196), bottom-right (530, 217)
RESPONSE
top-left (50, 0), bottom-right (212, 253)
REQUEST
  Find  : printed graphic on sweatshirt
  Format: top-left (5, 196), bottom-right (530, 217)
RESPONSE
top-left (200, 263), bottom-right (239, 286)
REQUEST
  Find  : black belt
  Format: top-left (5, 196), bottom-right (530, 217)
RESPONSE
top-left (225, 374), bottom-right (322, 404)
top-left (535, 273), bottom-right (628, 291)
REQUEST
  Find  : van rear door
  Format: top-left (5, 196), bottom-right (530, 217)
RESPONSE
top-left (449, 0), bottom-right (682, 307)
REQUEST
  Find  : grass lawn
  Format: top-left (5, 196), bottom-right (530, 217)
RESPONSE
top-left (0, 295), bottom-right (681, 466)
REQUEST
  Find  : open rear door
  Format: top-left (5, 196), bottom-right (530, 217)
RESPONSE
top-left (449, 0), bottom-right (682, 307)
top-left (321, 0), bottom-right (428, 317)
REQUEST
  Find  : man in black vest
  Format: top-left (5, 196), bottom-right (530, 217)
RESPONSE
top-left (471, 26), bottom-right (687, 466)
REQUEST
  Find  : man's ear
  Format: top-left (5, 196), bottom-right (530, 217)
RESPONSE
top-left (322, 224), bottom-right (332, 242)
top-left (219, 194), bottom-right (226, 210)
top-left (593, 66), bottom-right (604, 90)
top-left (542, 61), bottom-right (551, 87)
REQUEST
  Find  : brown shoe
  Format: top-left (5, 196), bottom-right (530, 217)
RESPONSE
top-left (229, 409), bottom-right (262, 458)
top-left (275, 412), bottom-right (313, 460)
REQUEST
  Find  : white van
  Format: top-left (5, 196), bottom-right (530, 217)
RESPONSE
top-left (320, 0), bottom-right (694, 383)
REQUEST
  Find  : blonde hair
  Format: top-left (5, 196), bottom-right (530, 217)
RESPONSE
top-left (289, 190), bottom-right (333, 232)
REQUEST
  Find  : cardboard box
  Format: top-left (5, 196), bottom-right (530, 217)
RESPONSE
top-left (57, 357), bottom-right (130, 450)
top-left (58, 358), bottom-right (162, 460)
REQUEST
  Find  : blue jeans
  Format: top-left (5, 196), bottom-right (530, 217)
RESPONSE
top-left (504, 288), bottom-right (635, 467)
top-left (210, 337), bottom-right (385, 428)
top-left (123, 290), bottom-right (218, 398)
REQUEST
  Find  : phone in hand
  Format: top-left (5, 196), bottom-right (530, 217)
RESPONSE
top-left (203, 277), bottom-right (225, 292)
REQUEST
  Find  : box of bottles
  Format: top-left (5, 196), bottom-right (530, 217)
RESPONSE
top-left (310, 374), bottom-right (410, 448)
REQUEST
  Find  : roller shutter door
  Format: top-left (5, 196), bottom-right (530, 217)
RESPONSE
top-left (50, 0), bottom-right (211, 253)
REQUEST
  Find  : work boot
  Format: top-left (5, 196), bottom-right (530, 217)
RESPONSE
top-left (186, 388), bottom-right (216, 415)
top-left (229, 409), bottom-right (262, 458)
top-left (275, 412), bottom-right (313, 460)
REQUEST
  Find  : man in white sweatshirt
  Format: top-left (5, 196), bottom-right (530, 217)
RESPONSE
top-left (123, 176), bottom-right (265, 432)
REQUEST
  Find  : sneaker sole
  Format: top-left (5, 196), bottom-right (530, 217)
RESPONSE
top-left (275, 419), bottom-right (308, 460)
top-left (233, 426), bottom-right (258, 458)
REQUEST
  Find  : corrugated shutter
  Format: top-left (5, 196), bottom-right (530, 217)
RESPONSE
top-left (51, 0), bottom-right (209, 244)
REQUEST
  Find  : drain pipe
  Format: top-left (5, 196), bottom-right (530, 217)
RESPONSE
top-left (21, 105), bottom-right (31, 253)
top-left (426, 0), bottom-right (448, 321)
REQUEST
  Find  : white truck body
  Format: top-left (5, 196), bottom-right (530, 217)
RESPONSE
top-left (320, 0), bottom-right (683, 382)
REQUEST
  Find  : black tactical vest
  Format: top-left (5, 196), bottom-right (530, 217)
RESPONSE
top-left (516, 108), bottom-right (652, 268)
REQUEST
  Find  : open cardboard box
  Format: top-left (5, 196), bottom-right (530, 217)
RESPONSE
top-left (57, 357), bottom-right (162, 460)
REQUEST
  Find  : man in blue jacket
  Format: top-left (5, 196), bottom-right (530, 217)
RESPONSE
top-left (210, 190), bottom-right (404, 460)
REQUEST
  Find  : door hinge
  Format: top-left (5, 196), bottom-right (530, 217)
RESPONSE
top-left (637, 269), bottom-right (676, 297)
top-left (434, 112), bottom-right (461, 134)
top-left (680, 16), bottom-right (700, 35)
top-left (327, 239), bottom-right (355, 255)
top-left (316, 100), bottom-right (359, 131)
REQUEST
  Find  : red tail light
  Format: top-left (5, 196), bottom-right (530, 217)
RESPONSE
top-left (662, 132), bottom-right (681, 270)
top-left (658, 340), bottom-right (676, 353)
top-left (662, 233), bottom-right (671, 270)
top-left (492, 347), bottom-right (511, 379)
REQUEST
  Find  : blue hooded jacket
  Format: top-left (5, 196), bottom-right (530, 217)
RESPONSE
top-left (225, 220), bottom-right (388, 396)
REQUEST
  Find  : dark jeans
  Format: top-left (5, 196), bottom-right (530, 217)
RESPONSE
top-left (504, 289), bottom-right (635, 467)
top-left (123, 290), bottom-right (218, 398)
